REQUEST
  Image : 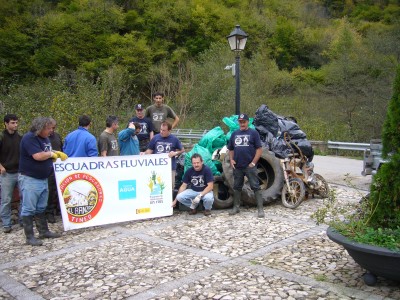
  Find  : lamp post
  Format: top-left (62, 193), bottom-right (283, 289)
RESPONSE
top-left (227, 25), bottom-right (248, 115)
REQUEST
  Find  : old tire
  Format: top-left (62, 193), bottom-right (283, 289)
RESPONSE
top-left (212, 176), bottom-right (233, 209)
top-left (314, 173), bottom-right (330, 198)
top-left (281, 177), bottom-right (305, 209)
top-left (222, 148), bottom-right (284, 205)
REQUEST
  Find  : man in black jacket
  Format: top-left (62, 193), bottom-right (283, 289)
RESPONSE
top-left (0, 114), bottom-right (22, 233)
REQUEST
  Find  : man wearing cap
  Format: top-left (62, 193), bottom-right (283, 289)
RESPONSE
top-left (129, 104), bottom-right (154, 152)
top-left (145, 92), bottom-right (179, 135)
top-left (227, 113), bottom-right (264, 218)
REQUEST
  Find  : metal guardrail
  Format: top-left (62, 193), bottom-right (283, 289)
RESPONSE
top-left (172, 129), bottom-right (209, 139)
top-left (172, 130), bottom-right (370, 153)
top-left (327, 140), bottom-right (369, 151)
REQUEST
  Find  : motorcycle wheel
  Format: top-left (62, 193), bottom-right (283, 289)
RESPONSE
top-left (314, 173), bottom-right (330, 198)
top-left (281, 177), bottom-right (305, 209)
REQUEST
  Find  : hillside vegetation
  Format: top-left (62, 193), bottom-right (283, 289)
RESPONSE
top-left (0, 0), bottom-right (399, 142)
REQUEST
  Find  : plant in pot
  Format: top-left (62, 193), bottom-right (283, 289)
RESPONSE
top-left (312, 65), bottom-right (400, 286)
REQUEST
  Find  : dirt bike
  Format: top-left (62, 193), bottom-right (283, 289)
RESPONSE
top-left (280, 133), bottom-right (330, 209)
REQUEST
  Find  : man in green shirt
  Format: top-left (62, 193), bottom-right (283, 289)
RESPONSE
top-left (145, 92), bottom-right (179, 134)
top-left (98, 115), bottom-right (119, 156)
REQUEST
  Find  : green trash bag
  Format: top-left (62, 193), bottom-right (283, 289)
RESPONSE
top-left (184, 144), bottom-right (221, 176)
top-left (223, 115), bottom-right (255, 141)
top-left (198, 126), bottom-right (227, 155)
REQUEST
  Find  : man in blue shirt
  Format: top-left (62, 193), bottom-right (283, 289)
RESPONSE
top-left (144, 121), bottom-right (185, 187)
top-left (118, 121), bottom-right (141, 155)
top-left (63, 115), bottom-right (98, 157)
top-left (172, 153), bottom-right (214, 216)
top-left (19, 117), bottom-right (63, 246)
top-left (227, 114), bottom-right (264, 218)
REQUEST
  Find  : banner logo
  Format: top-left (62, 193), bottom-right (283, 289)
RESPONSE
top-left (59, 173), bottom-right (104, 223)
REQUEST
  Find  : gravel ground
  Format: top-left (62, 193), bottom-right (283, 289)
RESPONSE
top-left (0, 186), bottom-right (399, 300)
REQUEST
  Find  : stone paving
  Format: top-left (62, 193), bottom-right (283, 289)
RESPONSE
top-left (0, 185), bottom-right (399, 300)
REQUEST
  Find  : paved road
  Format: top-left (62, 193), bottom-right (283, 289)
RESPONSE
top-left (312, 155), bottom-right (371, 191)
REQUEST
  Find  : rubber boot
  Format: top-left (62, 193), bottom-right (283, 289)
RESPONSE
top-left (255, 190), bottom-right (265, 218)
top-left (35, 213), bottom-right (61, 239)
top-left (22, 216), bottom-right (43, 246)
top-left (229, 190), bottom-right (241, 215)
top-left (46, 212), bottom-right (56, 223)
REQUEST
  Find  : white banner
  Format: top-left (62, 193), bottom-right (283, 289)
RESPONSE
top-left (53, 154), bottom-right (173, 231)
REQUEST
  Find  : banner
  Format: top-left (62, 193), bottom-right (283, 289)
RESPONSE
top-left (53, 154), bottom-right (173, 231)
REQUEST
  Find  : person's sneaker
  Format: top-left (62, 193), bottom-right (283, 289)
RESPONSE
top-left (188, 209), bottom-right (197, 215)
top-left (203, 210), bottom-right (211, 216)
top-left (3, 227), bottom-right (12, 233)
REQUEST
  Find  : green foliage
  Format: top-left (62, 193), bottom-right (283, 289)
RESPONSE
top-left (381, 65), bottom-right (400, 157)
top-left (0, 0), bottom-right (399, 144)
top-left (312, 189), bottom-right (400, 251)
top-left (313, 66), bottom-right (400, 251)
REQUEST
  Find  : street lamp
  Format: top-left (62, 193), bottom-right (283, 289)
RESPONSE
top-left (227, 25), bottom-right (248, 115)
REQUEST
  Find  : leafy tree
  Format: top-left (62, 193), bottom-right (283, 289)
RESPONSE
top-left (368, 64), bottom-right (400, 229)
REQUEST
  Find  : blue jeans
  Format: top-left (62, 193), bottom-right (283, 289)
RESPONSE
top-left (176, 189), bottom-right (214, 210)
top-left (18, 174), bottom-right (48, 217)
top-left (0, 172), bottom-right (19, 228)
top-left (233, 166), bottom-right (260, 191)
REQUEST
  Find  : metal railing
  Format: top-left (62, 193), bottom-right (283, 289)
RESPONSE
top-left (172, 129), bottom-right (370, 154)
top-left (327, 141), bottom-right (369, 152)
top-left (172, 129), bottom-right (209, 145)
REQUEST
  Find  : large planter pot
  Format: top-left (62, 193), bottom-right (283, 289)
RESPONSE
top-left (327, 227), bottom-right (400, 286)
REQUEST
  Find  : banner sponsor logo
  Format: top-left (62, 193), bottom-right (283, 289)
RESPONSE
top-left (59, 173), bottom-right (104, 224)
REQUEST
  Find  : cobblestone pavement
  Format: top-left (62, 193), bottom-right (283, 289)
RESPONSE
top-left (0, 185), bottom-right (399, 300)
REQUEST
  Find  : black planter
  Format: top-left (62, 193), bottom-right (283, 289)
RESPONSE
top-left (327, 227), bottom-right (400, 286)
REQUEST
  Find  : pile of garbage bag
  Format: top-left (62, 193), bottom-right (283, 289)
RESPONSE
top-left (254, 104), bottom-right (314, 160)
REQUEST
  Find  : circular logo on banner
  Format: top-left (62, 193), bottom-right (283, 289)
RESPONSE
top-left (59, 173), bottom-right (104, 223)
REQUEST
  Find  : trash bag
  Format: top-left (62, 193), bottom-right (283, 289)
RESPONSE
top-left (278, 119), bottom-right (300, 134)
top-left (184, 144), bottom-right (221, 176)
top-left (223, 115), bottom-right (255, 141)
top-left (175, 154), bottom-right (186, 189)
top-left (198, 126), bottom-right (227, 155)
top-left (290, 139), bottom-right (314, 161)
top-left (269, 137), bottom-right (291, 158)
top-left (253, 104), bottom-right (279, 137)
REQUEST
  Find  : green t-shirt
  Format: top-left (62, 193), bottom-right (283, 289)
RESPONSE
top-left (145, 104), bottom-right (177, 132)
top-left (98, 131), bottom-right (119, 156)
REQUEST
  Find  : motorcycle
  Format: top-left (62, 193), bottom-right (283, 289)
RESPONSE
top-left (280, 133), bottom-right (330, 209)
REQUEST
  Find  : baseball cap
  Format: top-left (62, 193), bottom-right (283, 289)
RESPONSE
top-left (135, 104), bottom-right (143, 110)
top-left (238, 113), bottom-right (249, 121)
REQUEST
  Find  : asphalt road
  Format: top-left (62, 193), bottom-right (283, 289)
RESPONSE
top-left (312, 155), bottom-right (372, 191)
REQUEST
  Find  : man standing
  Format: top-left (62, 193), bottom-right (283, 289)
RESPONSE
top-left (63, 115), bottom-right (98, 157)
top-left (46, 118), bottom-right (63, 223)
top-left (0, 114), bottom-right (22, 233)
top-left (145, 92), bottom-right (179, 134)
top-left (118, 121), bottom-right (141, 155)
top-left (129, 103), bottom-right (154, 151)
top-left (172, 153), bottom-right (214, 216)
top-left (98, 115), bottom-right (119, 156)
top-left (227, 114), bottom-right (264, 218)
top-left (144, 121), bottom-right (185, 185)
top-left (19, 117), bottom-right (64, 246)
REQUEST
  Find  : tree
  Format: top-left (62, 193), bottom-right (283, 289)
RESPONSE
top-left (368, 64), bottom-right (400, 229)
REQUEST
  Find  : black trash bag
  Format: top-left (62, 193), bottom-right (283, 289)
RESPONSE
top-left (254, 104), bottom-right (279, 137)
top-left (255, 125), bottom-right (271, 141)
top-left (278, 118), bottom-right (300, 133)
top-left (175, 153), bottom-right (186, 190)
top-left (290, 139), bottom-right (314, 161)
top-left (287, 129), bottom-right (307, 140)
top-left (269, 137), bottom-right (291, 159)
